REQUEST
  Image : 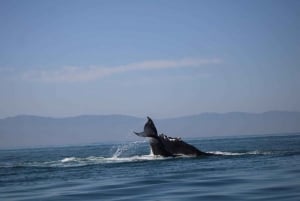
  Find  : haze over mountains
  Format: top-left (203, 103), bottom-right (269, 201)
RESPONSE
top-left (1, 111), bottom-right (300, 149)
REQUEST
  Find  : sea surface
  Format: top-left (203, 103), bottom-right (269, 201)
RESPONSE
top-left (1, 134), bottom-right (300, 201)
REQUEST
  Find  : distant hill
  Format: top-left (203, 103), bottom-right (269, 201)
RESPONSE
top-left (1, 111), bottom-right (300, 148)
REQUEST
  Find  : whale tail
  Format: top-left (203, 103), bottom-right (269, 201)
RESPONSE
top-left (134, 116), bottom-right (158, 138)
top-left (133, 131), bottom-right (149, 137)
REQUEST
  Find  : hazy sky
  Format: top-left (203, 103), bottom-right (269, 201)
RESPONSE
top-left (0, 0), bottom-right (299, 118)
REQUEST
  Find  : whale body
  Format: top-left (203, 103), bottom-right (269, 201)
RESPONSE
top-left (134, 117), bottom-right (211, 157)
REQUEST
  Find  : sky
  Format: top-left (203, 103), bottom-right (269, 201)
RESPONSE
top-left (0, 0), bottom-right (299, 119)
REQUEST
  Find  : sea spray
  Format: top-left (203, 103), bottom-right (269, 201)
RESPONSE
top-left (111, 140), bottom-right (147, 158)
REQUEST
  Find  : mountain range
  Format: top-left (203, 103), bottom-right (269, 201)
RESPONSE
top-left (1, 111), bottom-right (300, 149)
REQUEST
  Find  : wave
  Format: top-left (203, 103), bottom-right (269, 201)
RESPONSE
top-left (60, 154), bottom-right (167, 165)
top-left (0, 155), bottom-right (167, 168)
top-left (0, 149), bottom-right (273, 168)
top-left (37, 150), bottom-right (272, 167)
top-left (208, 150), bottom-right (272, 156)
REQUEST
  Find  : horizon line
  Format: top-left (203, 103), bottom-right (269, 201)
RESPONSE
top-left (1, 110), bottom-right (299, 120)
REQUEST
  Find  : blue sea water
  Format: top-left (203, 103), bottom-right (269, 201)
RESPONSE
top-left (1, 134), bottom-right (300, 201)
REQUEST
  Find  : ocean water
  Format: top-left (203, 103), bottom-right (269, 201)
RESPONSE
top-left (1, 134), bottom-right (300, 201)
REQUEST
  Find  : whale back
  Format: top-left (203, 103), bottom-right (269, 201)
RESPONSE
top-left (158, 134), bottom-right (207, 156)
top-left (149, 137), bottom-right (173, 157)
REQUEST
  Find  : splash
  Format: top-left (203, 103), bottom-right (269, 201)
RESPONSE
top-left (112, 141), bottom-right (146, 158)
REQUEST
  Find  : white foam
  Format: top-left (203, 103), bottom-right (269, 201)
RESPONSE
top-left (246, 150), bottom-right (272, 155)
top-left (61, 157), bottom-right (77, 163)
top-left (105, 155), bottom-right (166, 163)
top-left (209, 151), bottom-right (245, 156)
top-left (31, 154), bottom-right (167, 168)
top-left (208, 150), bottom-right (272, 156)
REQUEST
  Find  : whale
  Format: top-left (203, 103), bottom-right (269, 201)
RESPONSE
top-left (134, 117), bottom-right (212, 157)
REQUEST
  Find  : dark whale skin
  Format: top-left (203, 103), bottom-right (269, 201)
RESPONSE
top-left (134, 117), bottom-right (212, 157)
